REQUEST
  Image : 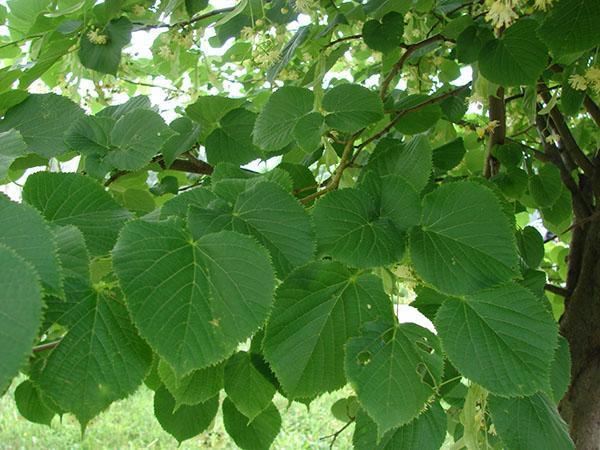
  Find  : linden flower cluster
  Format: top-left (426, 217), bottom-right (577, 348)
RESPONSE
top-left (485, 0), bottom-right (519, 29)
top-left (485, 0), bottom-right (553, 29)
top-left (294, 0), bottom-right (319, 15)
top-left (476, 120), bottom-right (500, 139)
top-left (87, 28), bottom-right (108, 45)
top-left (569, 67), bottom-right (600, 94)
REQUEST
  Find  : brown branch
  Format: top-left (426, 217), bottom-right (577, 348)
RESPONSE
top-left (105, 154), bottom-right (213, 186)
top-left (545, 283), bottom-right (569, 297)
top-left (379, 34), bottom-right (448, 100)
top-left (539, 86), bottom-right (595, 176)
top-left (134, 7), bottom-right (234, 30)
top-left (320, 418), bottom-right (355, 449)
top-left (484, 87), bottom-right (505, 178)
top-left (300, 137), bottom-right (357, 204)
top-left (583, 96), bottom-right (600, 128)
top-left (325, 34), bottom-right (362, 48)
top-left (535, 113), bottom-right (592, 219)
top-left (33, 340), bottom-right (61, 353)
top-left (357, 83), bottom-right (471, 157)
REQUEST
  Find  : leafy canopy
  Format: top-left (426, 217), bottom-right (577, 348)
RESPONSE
top-left (1, 0), bottom-right (598, 448)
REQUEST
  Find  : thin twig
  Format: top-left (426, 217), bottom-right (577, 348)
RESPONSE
top-left (122, 78), bottom-right (184, 93)
top-left (544, 283), bottom-right (569, 297)
top-left (320, 419), bottom-right (355, 449)
top-left (33, 340), bottom-right (61, 353)
top-left (134, 7), bottom-right (235, 30)
top-left (324, 34), bottom-right (362, 48)
top-left (379, 34), bottom-right (448, 100)
top-left (354, 83), bottom-right (471, 161)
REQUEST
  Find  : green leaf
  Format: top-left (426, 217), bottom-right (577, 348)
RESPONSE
top-left (516, 226), bottom-right (545, 268)
top-left (478, 19), bottom-right (548, 87)
top-left (153, 386), bottom-right (219, 443)
top-left (435, 282), bottom-right (558, 396)
top-left (267, 25), bottom-right (310, 82)
top-left (224, 351), bottom-right (275, 422)
top-left (97, 95), bottom-right (152, 120)
top-left (292, 112), bottom-right (324, 153)
top-left (161, 117), bottom-right (200, 167)
top-left (394, 95), bottom-right (442, 135)
top-left (14, 379), bottom-right (56, 426)
top-left (529, 164), bottom-right (563, 208)
top-left (0, 93), bottom-right (84, 158)
top-left (432, 137), bottom-right (465, 171)
top-left (189, 180), bottom-right (315, 277)
top-left (488, 393), bottom-right (574, 450)
top-left (411, 286), bottom-right (453, 322)
top-left (353, 403), bottom-right (447, 450)
top-left (0, 129), bottom-right (27, 179)
top-left (222, 398), bottom-right (282, 450)
top-left (537, 0), bottom-right (600, 57)
top-left (113, 221), bottom-right (275, 375)
top-left (491, 142), bottom-right (523, 167)
top-left (363, 136), bottom-right (432, 193)
top-left (52, 225), bottom-right (90, 284)
top-left (345, 321), bottom-right (443, 437)
top-left (456, 25), bottom-right (493, 64)
top-left (37, 282), bottom-right (152, 428)
top-left (312, 174), bottom-right (420, 268)
top-left (160, 187), bottom-right (218, 219)
top-left (186, 95), bottom-right (245, 139)
top-left (253, 87), bottom-right (314, 151)
top-left (64, 116), bottom-right (115, 156)
top-left (323, 84), bottom-right (384, 133)
top-left (331, 395), bottom-right (359, 422)
top-left (0, 245), bottom-right (43, 391)
top-left (78, 17), bottom-right (132, 75)
top-left (549, 336), bottom-right (571, 404)
top-left (22, 172), bottom-right (131, 255)
top-left (409, 181), bottom-right (519, 295)
top-left (362, 12), bottom-right (404, 53)
top-left (158, 359), bottom-right (224, 407)
top-left (106, 108), bottom-right (171, 171)
top-left (364, 0), bottom-right (412, 18)
top-left (263, 261), bottom-right (394, 398)
top-left (205, 108), bottom-right (261, 165)
top-left (0, 195), bottom-right (62, 297)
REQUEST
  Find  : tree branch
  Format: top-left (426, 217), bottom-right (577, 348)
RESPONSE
top-left (134, 7), bottom-right (235, 30)
top-left (33, 340), bottom-right (61, 353)
top-left (583, 96), bottom-right (600, 128)
top-left (545, 283), bottom-right (569, 297)
top-left (325, 34), bottom-right (362, 48)
top-left (379, 34), bottom-right (448, 100)
top-left (300, 137), bottom-right (356, 204)
top-left (484, 87), bottom-right (505, 178)
top-left (539, 86), bottom-right (595, 176)
top-left (105, 154), bottom-right (213, 186)
top-left (357, 83), bottom-right (471, 156)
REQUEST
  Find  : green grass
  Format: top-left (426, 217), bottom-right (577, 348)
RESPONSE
top-left (0, 379), bottom-right (353, 449)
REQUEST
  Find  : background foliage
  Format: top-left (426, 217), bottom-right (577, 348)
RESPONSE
top-left (0, 0), bottom-right (599, 448)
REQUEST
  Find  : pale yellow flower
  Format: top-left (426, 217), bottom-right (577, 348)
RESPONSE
top-left (131, 4), bottom-right (145, 16)
top-left (294, 0), bottom-right (318, 14)
top-left (584, 67), bottom-right (600, 94)
top-left (485, 1), bottom-right (518, 29)
top-left (545, 133), bottom-right (560, 145)
top-left (87, 28), bottom-right (108, 45)
top-left (158, 45), bottom-right (176, 61)
top-left (569, 74), bottom-right (588, 91)
top-left (534, 0), bottom-right (553, 10)
top-left (240, 26), bottom-right (254, 41)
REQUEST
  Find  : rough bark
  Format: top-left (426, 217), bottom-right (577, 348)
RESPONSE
top-left (559, 219), bottom-right (600, 449)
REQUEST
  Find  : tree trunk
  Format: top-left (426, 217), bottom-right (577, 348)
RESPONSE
top-left (559, 219), bottom-right (600, 449)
